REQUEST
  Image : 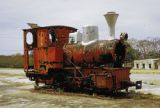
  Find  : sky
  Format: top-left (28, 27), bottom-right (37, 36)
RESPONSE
top-left (0, 0), bottom-right (160, 55)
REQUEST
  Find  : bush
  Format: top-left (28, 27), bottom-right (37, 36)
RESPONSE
top-left (0, 54), bottom-right (23, 68)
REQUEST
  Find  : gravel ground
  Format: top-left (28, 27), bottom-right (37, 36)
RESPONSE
top-left (131, 74), bottom-right (160, 95)
top-left (0, 69), bottom-right (160, 108)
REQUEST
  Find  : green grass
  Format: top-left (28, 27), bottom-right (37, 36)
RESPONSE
top-left (0, 67), bottom-right (23, 70)
top-left (143, 80), bottom-right (160, 85)
top-left (130, 69), bottom-right (160, 74)
top-left (0, 73), bottom-right (25, 77)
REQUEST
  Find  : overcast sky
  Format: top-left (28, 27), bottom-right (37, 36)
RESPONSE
top-left (0, 0), bottom-right (160, 55)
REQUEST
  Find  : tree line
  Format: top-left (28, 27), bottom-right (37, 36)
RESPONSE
top-left (126, 37), bottom-right (160, 62)
top-left (0, 53), bottom-right (23, 68)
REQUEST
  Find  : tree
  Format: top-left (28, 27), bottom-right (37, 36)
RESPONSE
top-left (128, 37), bottom-right (160, 60)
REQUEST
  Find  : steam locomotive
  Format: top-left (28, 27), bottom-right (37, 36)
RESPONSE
top-left (23, 13), bottom-right (142, 93)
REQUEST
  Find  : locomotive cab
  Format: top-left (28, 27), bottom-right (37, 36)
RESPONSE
top-left (23, 26), bottom-right (77, 80)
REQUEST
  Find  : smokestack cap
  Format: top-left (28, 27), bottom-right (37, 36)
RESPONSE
top-left (104, 12), bottom-right (119, 39)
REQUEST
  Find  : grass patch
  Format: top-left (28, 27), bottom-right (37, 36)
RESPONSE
top-left (0, 73), bottom-right (25, 77)
top-left (143, 80), bottom-right (160, 85)
top-left (0, 68), bottom-right (23, 70)
top-left (129, 90), bottom-right (136, 93)
top-left (129, 91), bottom-right (159, 100)
top-left (130, 69), bottom-right (160, 74)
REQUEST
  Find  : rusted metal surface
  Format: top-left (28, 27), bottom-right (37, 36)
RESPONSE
top-left (23, 25), bottom-right (141, 94)
top-left (23, 25), bottom-right (77, 74)
top-left (63, 40), bottom-right (126, 67)
top-left (81, 67), bottom-right (131, 90)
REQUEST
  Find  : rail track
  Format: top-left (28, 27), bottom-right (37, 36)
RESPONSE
top-left (30, 85), bottom-right (131, 100)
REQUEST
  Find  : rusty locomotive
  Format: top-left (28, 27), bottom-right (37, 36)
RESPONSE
top-left (23, 13), bottom-right (141, 93)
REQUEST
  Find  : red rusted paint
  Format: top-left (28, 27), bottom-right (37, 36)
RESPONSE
top-left (23, 25), bottom-right (140, 92)
top-left (64, 43), bottom-right (117, 66)
top-left (23, 26), bottom-right (77, 74)
top-left (81, 67), bottom-right (131, 90)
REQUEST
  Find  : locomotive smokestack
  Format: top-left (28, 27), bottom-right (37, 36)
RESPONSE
top-left (104, 12), bottom-right (119, 39)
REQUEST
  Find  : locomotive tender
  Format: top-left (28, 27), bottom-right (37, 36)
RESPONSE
top-left (23, 12), bottom-right (142, 93)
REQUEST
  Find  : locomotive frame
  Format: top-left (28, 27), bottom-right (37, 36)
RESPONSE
top-left (23, 25), bottom-right (142, 93)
